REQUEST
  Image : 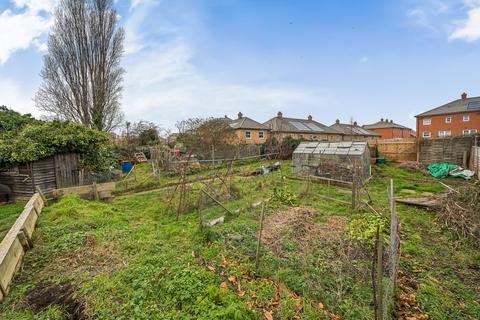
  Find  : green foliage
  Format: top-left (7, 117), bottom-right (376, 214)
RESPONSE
top-left (0, 106), bottom-right (39, 134)
top-left (0, 110), bottom-right (112, 171)
top-left (272, 186), bottom-right (299, 206)
top-left (347, 213), bottom-right (387, 246)
top-left (262, 136), bottom-right (301, 160)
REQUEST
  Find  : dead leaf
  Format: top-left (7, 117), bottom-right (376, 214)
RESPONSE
top-left (318, 302), bottom-right (324, 309)
top-left (207, 265), bottom-right (215, 272)
top-left (264, 310), bottom-right (273, 320)
top-left (220, 282), bottom-right (228, 292)
top-left (191, 251), bottom-right (195, 257)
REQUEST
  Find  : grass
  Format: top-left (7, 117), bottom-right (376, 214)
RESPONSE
top-left (0, 202), bottom-right (25, 240)
top-left (0, 162), bottom-right (478, 319)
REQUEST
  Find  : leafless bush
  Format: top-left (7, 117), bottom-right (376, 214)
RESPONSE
top-left (439, 181), bottom-right (480, 243)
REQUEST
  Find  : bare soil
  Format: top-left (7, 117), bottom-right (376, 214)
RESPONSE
top-left (25, 282), bottom-right (87, 320)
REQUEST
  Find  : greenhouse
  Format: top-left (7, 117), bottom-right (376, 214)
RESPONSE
top-left (292, 141), bottom-right (371, 184)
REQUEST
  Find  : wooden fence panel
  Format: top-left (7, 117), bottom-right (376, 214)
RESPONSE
top-left (32, 157), bottom-right (56, 194)
top-left (54, 153), bottom-right (80, 188)
top-left (375, 138), bottom-right (417, 162)
top-left (418, 136), bottom-right (476, 165)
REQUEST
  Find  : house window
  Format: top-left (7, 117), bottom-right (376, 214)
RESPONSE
top-left (463, 129), bottom-right (478, 135)
top-left (445, 116), bottom-right (452, 123)
top-left (438, 130), bottom-right (451, 137)
top-left (422, 131), bottom-right (431, 138)
top-left (463, 114), bottom-right (470, 122)
top-left (258, 131), bottom-right (264, 139)
top-left (245, 131), bottom-right (251, 139)
top-left (423, 119), bottom-right (431, 125)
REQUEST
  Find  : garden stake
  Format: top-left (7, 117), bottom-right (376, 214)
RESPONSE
top-left (255, 202), bottom-right (266, 272)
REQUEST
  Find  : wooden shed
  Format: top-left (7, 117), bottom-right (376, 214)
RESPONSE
top-left (292, 141), bottom-right (371, 184)
top-left (0, 153), bottom-right (81, 201)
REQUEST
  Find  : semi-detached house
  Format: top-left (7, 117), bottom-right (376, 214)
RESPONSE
top-left (415, 93), bottom-right (480, 139)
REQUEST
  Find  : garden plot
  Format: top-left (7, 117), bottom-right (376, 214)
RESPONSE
top-left (0, 163), bottom-right (478, 319)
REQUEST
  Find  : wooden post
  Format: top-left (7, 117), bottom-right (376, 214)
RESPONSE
top-left (352, 178), bottom-right (357, 210)
top-left (35, 186), bottom-right (47, 206)
top-left (373, 226), bottom-right (384, 320)
top-left (462, 150), bottom-right (468, 168)
top-left (389, 179), bottom-right (394, 213)
top-left (92, 182), bottom-right (99, 201)
top-left (198, 193), bottom-right (204, 228)
top-left (255, 203), bottom-right (266, 272)
top-left (201, 188), bottom-right (234, 215)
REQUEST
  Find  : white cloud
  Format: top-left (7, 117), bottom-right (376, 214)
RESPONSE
top-left (121, 1), bottom-right (327, 129)
top-left (449, 4), bottom-right (480, 41)
top-left (122, 39), bottom-right (325, 129)
top-left (0, 0), bottom-right (54, 64)
top-left (0, 78), bottom-right (38, 116)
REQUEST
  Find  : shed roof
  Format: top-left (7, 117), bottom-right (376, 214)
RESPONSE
top-left (293, 141), bottom-right (368, 156)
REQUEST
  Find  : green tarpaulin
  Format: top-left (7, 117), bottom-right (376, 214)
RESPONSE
top-left (426, 163), bottom-right (470, 179)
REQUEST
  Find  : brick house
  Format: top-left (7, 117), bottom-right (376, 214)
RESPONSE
top-left (226, 112), bottom-right (270, 144)
top-left (330, 119), bottom-right (380, 141)
top-left (363, 119), bottom-right (413, 139)
top-left (263, 112), bottom-right (343, 141)
top-left (415, 93), bottom-right (480, 139)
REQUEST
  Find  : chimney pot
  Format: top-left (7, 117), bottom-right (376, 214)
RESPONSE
top-left (461, 92), bottom-right (467, 100)
top-left (390, 119), bottom-right (393, 123)
top-left (238, 112), bottom-right (243, 119)
top-left (381, 118), bottom-right (384, 122)
top-left (308, 115), bottom-right (312, 121)
top-left (386, 118), bottom-right (389, 122)
top-left (335, 119), bottom-right (340, 124)
top-left (353, 121), bottom-right (357, 126)
top-left (277, 111), bottom-right (283, 118)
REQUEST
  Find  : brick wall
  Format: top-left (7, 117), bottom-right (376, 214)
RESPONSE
top-left (416, 111), bottom-right (480, 138)
top-left (234, 129), bottom-right (269, 144)
top-left (369, 127), bottom-right (412, 139)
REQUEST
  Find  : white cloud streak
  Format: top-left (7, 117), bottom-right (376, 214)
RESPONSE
top-left (121, 0), bottom-right (326, 129)
top-left (449, 3), bottom-right (480, 41)
top-left (0, 0), bottom-right (55, 64)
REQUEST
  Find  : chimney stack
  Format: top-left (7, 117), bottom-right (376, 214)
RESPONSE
top-left (238, 112), bottom-right (243, 119)
top-left (277, 111), bottom-right (283, 118)
top-left (308, 115), bottom-right (312, 121)
top-left (335, 119), bottom-right (340, 124)
top-left (461, 92), bottom-right (467, 100)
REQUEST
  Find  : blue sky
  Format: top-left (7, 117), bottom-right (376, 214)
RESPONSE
top-left (1, 0), bottom-right (480, 130)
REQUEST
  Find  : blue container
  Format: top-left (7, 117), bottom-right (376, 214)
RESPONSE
top-left (121, 161), bottom-right (133, 174)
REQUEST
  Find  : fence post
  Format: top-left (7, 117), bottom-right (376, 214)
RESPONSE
top-left (255, 203), bottom-right (266, 272)
top-left (373, 226), bottom-right (384, 320)
top-left (35, 186), bottom-right (47, 206)
top-left (92, 182), bottom-right (99, 201)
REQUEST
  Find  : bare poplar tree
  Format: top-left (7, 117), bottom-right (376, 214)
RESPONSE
top-left (36, 0), bottom-right (125, 132)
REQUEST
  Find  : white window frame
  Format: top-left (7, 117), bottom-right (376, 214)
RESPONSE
top-left (245, 131), bottom-right (251, 139)
top-left (438, 130), bottom-right (451, 138)
top-left (463, 114), bottom-right (470, 122)
top-left (422, 131), bottom-right (431, 138)
top-left (463, 129), bottom-right (477, 135)
top-left (423, 118), bottom-right (431, 125)
top-left (258, 131), bottom-right (264, 139)
top-left (445, 116), bottom-right (452, 123)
